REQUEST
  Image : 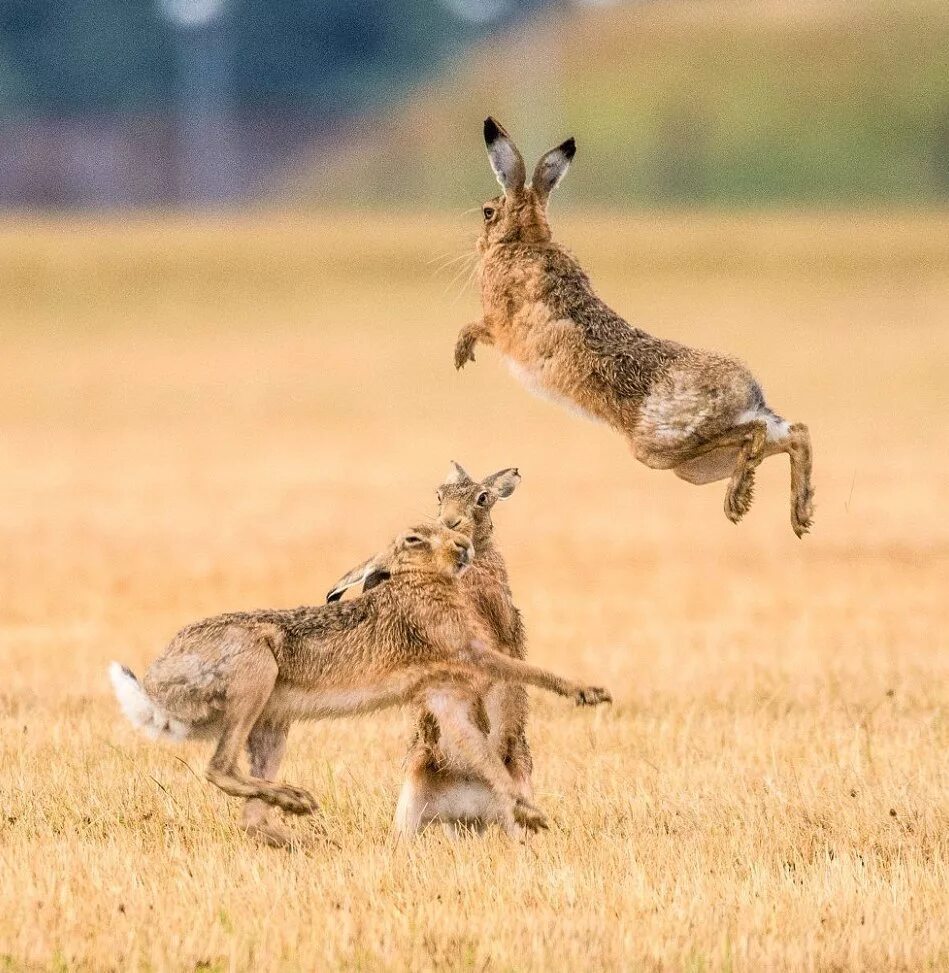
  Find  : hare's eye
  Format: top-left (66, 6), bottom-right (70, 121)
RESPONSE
top-left (483, 206), bottom-right (495, 221)
top-left (476, 491), bottom-right (489, 506)
top-left (405, 535), bottom-right (423, 546)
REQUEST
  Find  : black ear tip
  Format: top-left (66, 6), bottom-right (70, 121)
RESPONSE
top-left (484, 117), bottom-right (501, 145)
top-left (561, 137), bottom-right (576, 159)
top-left (326, 590), bottom-right (342, 603)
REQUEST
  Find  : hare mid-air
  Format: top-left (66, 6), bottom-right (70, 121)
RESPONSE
top-left (454, 117), bottom-right (814, 536)
top-left (327, 462), bottom-right (533, 837)
top-left (109, 522), bottom-right (610, 847)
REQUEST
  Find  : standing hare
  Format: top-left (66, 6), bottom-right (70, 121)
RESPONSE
top-left (327, 462), bottom-right (533, 836)
top-left (454, 117), bottom-right (814, 536)
top-left (110, 522), bottom-right (609, 847)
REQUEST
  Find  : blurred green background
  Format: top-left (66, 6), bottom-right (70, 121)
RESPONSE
top-left (300, 0), bottom-right (949, 209)
top-left (2, 0), bottom-right (947, 209)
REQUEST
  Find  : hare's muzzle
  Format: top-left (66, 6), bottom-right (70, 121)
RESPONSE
top-left (451, 538), bottom-right (474, 573)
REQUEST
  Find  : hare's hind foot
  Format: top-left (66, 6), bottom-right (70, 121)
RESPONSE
top-left (788, 422), bottom-right (814, 538)
top-left (723, 420), bottom-right (768, 525)
top-left (513, 797), bottom-right (549, 833)
top-left (792, 482), bottom-right (815, 537)
top-left (724, 468), bottom-right (756, 523)
top-left (241, 795), bottom-right (296, 848)
top-left (241, 817), bottom-right (294, 848)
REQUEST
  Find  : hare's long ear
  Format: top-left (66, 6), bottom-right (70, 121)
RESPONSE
top-left (484, 117), bottom-right (526, 194)
top-left (481, 467), bottom-right (521, 500)
top-left (531, 137), bottom-right (575, 203)
top-left (443, 460), bottom-right (474, 486)
top-left (326, 555), bottom-right (390, 603)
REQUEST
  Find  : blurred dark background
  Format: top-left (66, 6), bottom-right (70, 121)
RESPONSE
top-left (1, 0), bottom-right (947, 209)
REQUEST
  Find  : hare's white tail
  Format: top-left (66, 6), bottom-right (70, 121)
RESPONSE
top-left (108, 662), bottom-right (191, 740)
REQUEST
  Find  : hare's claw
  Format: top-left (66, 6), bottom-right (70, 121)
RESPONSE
top-left (454, 337), bottom-right (476, 370)
top-left (575, 686), bottom-right (611, 707)
top-left (271, 784), bottom-right (318, 816)
top-left (513, 797), bottom-right (548, 833)
top-left (792, 486), bottom-right (814, 537)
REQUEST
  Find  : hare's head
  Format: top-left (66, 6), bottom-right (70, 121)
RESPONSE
top-left (437, 461), bottom-right (521, 550)
top-left (478, 117), bottom-right (574, 251)
top-left (327, 523), bottom-right (472, 602)
top-left (325, 465), bottom-right (520, 603)
top-left (387, 523), bottom-right (474, 581)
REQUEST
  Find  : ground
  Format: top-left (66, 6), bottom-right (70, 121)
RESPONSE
top-left (1, 211), bottom-right (947, 972)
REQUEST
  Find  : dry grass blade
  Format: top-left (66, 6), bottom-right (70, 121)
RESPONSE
top-left (0, 209), bottom-right (946, 973)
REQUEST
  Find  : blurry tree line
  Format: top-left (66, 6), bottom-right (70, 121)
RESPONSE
top-left (0, 0), bottom-right (519, 118)
top-left (300, 0), bottom-right (949, 209)
top-left (0, 0), bottom-right (946, 208)
top-left (0, 0), bottom-right (542, 205)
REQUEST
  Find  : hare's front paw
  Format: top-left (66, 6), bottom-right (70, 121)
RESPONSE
top-left (454, 334), bottom-right (477, 369)
top-left (270, 784), bottom-right (318, 816)
top-left (574, 686), bottom-right (612, 707)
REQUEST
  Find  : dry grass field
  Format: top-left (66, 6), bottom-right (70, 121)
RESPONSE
top-left (1, 210), bottom-right (947, 972)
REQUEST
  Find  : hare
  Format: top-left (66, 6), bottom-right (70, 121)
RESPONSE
top-left (454, 117), bottom-right (814, 537)
top-left (327, 462), bottom-right (533, 837)
top-left (109, 522), bottom-right (610, 847)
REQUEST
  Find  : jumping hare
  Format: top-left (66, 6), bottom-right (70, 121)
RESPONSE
top-left (327, 462), bottom-right (533, 837)
top-left (454, 117), bottom-right (814, 536)
top-left (109, 522), bottom-right (610, 847)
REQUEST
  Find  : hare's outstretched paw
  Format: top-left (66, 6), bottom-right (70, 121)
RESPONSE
top-left (574, 686), bottom-right (611, 707)
top-left (269, 783), bottom-right (318, 816)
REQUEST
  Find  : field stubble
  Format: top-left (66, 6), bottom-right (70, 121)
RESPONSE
top-left (0, 211), bottom-right (947, 971)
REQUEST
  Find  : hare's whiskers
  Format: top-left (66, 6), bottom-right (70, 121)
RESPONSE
top-left (426, 250), bottom-right (464, 266)
top-left (442, 254), bottom-right (478, 297)
top-left (430, 252), bottom-right (473, 275)
top-left (448, 259), bottom-right (480, 306)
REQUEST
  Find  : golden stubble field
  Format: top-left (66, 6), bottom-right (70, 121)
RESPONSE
top-left (1, 210), bottom-right (947, 972)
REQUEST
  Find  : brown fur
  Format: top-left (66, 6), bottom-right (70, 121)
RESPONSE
top-left (326, 463), bottom-right (532, 837)
top-left (110, 523), bottom-right (610, 846)
top-left (455, 117), bottom-right (814, 536)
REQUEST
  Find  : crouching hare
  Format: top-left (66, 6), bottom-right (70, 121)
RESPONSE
top-left (110, 523), bottom-right (609, 847)
top-left (327, 462), bottom-right (533, 837)
top-left (455, 117), bottom-right (814, 537)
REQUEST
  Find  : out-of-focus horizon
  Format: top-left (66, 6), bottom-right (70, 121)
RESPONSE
top-left (2, 0), bottom-right (947, 210)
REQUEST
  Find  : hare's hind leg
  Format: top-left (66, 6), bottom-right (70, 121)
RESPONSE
top-left (505, 731), bottom-right (534, 803)
top-left (723, 420), bottom-right (769, 524)
top-left (764, 421), bottom-right (813, 537)
top-left (484, 683), bottom-right (534, 802)
top-left (241, 720), bottom-right (293, 847)
top-left (636, 420), bottom-right (770, 524)
top-left (424, 689), bottom-right (548, 840)
top-left (394, 744), bottom-right (495, 839)
top-left (205, 639), bottom-right (316, 817)
top-left (788, 423), bottom-right (814, 536)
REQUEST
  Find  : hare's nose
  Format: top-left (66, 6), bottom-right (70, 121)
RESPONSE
top-left (446, 519), bottom-right (462, 529)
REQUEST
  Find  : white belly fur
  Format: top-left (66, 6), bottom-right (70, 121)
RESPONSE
top-left (736, 407), bottom-right (791, 442)
top-left (504, 356), bottom-right (602, 425)
top-left (266, 678), bottom-right (418, 722)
